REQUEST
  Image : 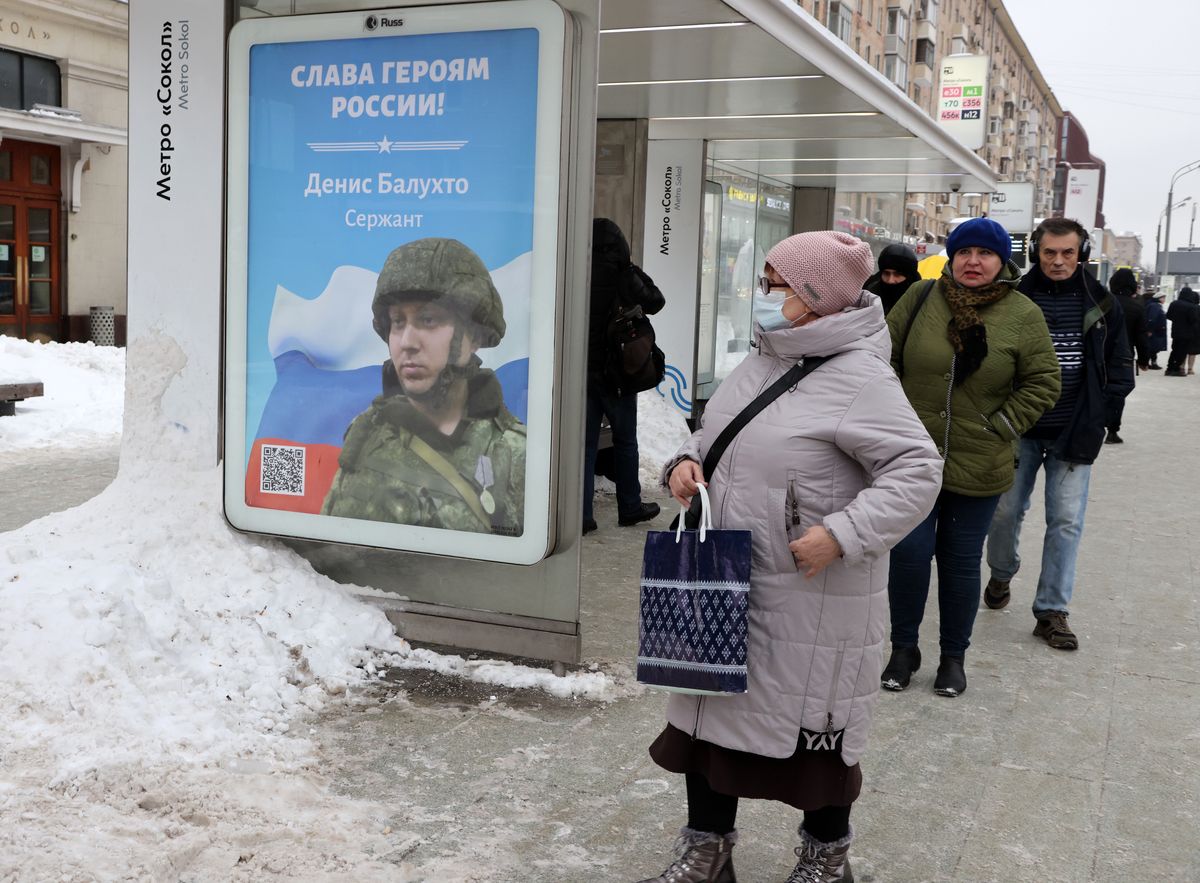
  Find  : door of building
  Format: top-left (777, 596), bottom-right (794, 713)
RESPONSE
top-left (0, 140), bottom-right (61, 341)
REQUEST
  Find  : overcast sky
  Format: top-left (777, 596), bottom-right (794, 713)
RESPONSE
top-left (1002, 0), bottom-right (1200, 266)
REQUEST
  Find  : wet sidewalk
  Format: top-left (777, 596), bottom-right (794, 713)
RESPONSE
top-left (314, 369), bottom-right (1200, 882)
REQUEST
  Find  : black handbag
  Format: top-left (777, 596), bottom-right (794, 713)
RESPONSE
top-left (670, 355), bottom-right (831, 530)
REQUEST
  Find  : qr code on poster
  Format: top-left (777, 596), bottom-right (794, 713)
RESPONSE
top-left (260, 444), bottom-right (305, 496)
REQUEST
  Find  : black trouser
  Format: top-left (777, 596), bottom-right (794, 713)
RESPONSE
top-left (685, 772), bottom-right (852, 843)
top-left (1105, 396), bottom-right (1126, 433)
top-left (1167, 341), bottom-right (1189, 372)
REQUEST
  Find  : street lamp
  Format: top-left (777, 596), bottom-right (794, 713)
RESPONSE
top-left (1157, 196), bottom-right (1193, 272)
top-left (1162, 159), bottom-right (1200, 276)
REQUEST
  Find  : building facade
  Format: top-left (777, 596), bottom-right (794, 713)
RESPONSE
top-left (0, 0), bottom-right (127, 344)
top-left (793, 0), bottom-right (1062, 243)
top-left (1111, 233), bottom-right (1143, 270)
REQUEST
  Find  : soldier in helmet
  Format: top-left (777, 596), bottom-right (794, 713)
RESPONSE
top-left (321, 238), bottom-right (526, 536)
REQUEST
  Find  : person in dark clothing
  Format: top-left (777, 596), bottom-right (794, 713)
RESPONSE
top-left (984, 218), bottom-right (1135, 651)
top-left (1104, 268), bottom-right (1145, 443)
top-left (583, 218), bottom-right (665, 534)
top-left (1165, 287), bottom-right (1200, 377)
top-left (863, 243), bottom-right (920, 315)
top-left (1145, 292), bottom-right (1167, 369)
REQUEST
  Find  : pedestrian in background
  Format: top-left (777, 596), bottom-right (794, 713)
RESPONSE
top-left (1165, 286), bottom-right (1200, 377)
top-left (883, 217), bottom-right (1059, 697)
top-left (864, 242), bottom-right (920, 315)
top-left (985, 218), bottom-right (1135, 651)
top-left (1144, 291), bottom-right (1167, 370)
top-left (582, 218), bottom-right (665, 534)
top-left (1105, 268), bottom-right (1144, 444)
top-left (639, 231), bottom-right (941, 883)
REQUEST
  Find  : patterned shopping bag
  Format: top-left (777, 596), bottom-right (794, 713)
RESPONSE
top-left (637, 486), bottom-right (751, 695)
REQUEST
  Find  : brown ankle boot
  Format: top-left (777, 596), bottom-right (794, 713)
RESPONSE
top-left (635, 827), bottom-right (737, 882)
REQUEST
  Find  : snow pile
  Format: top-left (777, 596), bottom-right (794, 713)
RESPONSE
top-left (0, 463), bottom-right (404, 783)
top-left (0, 336), bottom-right (124, 453)
top-left (0, 330), bottom-right (623, 879)
top-left (638, 390), bottom-right (692, 487)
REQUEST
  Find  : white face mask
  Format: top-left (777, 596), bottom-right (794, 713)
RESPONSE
top-left (753, 289), bottom-right (808, 332)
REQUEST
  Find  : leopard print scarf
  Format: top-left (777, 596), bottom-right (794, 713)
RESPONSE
top-left (942, 275), bottom-right (1010, 385)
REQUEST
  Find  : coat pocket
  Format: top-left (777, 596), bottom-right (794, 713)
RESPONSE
top-left (767, 487), bottom-right (799, 574)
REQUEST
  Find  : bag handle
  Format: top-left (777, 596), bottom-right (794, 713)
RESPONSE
top-left (676, 483), bottom-right (712, 543)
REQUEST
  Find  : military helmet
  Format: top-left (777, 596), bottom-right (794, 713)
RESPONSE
top-left (371, 238), bottom-right (506, 347)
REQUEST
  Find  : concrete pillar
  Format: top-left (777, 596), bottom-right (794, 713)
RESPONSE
top-left (593, 119), bottom-right (649, 263)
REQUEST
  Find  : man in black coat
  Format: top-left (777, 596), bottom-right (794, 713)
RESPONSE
top-left (1165, 286), bottom-right (1200, 376)
top-left (864, 243), bottom-right (920, 315)
top-left (583, 218), bottom-right (666, 534)
top-left (984, 218), bottom-right (1134, 651)
top-left (1104, 268), bottom-right (1145, 443)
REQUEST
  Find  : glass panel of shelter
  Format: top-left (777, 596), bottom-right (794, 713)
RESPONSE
top-left (698, 161), bottom-right (796, 402)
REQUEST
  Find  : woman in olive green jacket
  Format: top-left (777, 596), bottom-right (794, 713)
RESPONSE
top-left (882, 218), bottom-right (1060, 698)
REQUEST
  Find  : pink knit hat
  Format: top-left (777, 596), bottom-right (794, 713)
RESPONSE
top-left (764, 231), bottom-right (874, 316)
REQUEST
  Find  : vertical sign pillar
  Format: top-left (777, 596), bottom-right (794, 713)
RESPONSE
top-left (640, 139), bottom-right (704, 417)
top-left (126, 2), bottom-right (226, 467)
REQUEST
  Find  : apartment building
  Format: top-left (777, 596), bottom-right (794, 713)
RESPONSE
top-left (1111, 233), bottom-right (1143, 270)
top-left (794, 0), bottom-right (1062, 243)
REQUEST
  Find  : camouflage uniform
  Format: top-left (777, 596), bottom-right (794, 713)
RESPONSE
top-left (321, 238), bottom-right (526, 535)
top-left (321, 368), bottom-right (526, 534)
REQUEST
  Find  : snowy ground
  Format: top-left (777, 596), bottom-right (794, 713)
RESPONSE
top-left (0, 338), bottom-right (622, 881)
top-left (0, 337), bottom-right (125, 454)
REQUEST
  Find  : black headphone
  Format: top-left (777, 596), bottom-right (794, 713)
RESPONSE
top-left (1029, 223), bottom-right (1092, 264)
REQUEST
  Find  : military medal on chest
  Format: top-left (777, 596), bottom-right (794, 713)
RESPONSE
top-left (475, 455), bottom-right (496, 515)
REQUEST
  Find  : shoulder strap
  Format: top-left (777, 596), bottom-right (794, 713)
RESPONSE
top-left (407, 433), bottom-right (493, 531)
top-left (896, 279), bottom-right (936, 379)
top-left (701, 355), bottom-right (830, 481)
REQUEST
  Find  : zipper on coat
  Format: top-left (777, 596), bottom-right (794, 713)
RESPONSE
top-left (787, 478), bottom-right (800, 534)
top-left (825, 640), bottom-right (847, 734)
top-left (942, 354), bottom-right (956, 458)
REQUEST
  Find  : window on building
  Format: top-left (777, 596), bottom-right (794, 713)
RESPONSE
top-left (886, 8), bottom-right (909, 40)
top-left (0, 49), bottom-right (61, 112)
top-left (914, 37), bottom-right (936, 67)
top-left (916, 0), bottom-right (940, 26)
top-left (885, 54), bottom-right (908, 89)
top-left (826, 1), bottom-right (853, 43)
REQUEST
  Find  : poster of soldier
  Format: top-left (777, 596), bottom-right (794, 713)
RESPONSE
top-left (222, 2), bottom-right (567, 565)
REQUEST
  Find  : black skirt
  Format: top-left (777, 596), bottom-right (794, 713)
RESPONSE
top-left (648, 723), bottom-right (862, 811)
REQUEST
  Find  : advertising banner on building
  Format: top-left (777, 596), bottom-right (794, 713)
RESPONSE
top-left (988, 182), bottom-right (1035, 233)
top-left (936, 55), bottom-right (988, 150)
top-left (223, 1), bottom-right (567, 566)
top-left (641, 139), bottom-right (704, 416)
top-left (1063, 168), bottom-right (1101, 229)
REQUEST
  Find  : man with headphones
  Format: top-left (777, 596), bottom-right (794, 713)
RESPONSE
top-left (983, 217), bottom-right (1135, 651)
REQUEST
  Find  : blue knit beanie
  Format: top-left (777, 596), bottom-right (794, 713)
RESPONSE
top-left (946, 217), bottom-right (1012, 263)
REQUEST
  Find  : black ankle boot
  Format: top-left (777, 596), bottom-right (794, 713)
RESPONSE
top-left (880, 645), bottom-right (921, 692)
top-left (933, 655), bottom-right (966, 697)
